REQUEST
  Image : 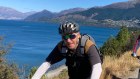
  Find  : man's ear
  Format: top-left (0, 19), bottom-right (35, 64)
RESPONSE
top-left (77, 32), bottom-right (81, 38)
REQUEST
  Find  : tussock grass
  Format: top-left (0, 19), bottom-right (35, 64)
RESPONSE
top-left (100, 51), bottom-right (140, 79)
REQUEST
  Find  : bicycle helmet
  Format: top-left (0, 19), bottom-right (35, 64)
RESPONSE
top-left (59, 21), bottom-right (79, 35)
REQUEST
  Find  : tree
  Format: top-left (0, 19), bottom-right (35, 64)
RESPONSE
top-left (100, 26), bottom-right (131, 56)
top-left (116, 26), bottom-right (130, 51)
top-left (100, 36), bottom-right (119, 56)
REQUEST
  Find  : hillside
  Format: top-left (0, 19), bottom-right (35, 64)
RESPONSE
top-left (25, 10), bottom-right (55, 21)
top-left (74, 51), bottom-right (140, 79)
top-left (24, 8), bottom-right (86, 21)
top-left (74, 2), bottom-right (140, 20)
top-left (24, 0), bottom-right (140, 27)
top-left (30, 51), bottom-right (140, 79)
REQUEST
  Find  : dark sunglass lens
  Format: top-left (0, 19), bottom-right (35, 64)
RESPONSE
top-left (70, 34), bottom-right (76, 39)
top-left (63, 35), bottom-right (69, 40)
top-left (63, 34), bottom-right (76, 40)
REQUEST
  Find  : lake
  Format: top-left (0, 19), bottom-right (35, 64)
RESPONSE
top-left (0, 20), bottom-right (119, 71)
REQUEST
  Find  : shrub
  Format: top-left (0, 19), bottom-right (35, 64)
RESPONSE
top-left (100, 26), bottom-right (133, 56)
top-left (0, 36), bottom-right (19, 79)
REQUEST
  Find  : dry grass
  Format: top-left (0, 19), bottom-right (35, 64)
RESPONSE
top-left (100, 51), bottom-right (140, 79)
top-left (45, 51), bottom-right (140, 79)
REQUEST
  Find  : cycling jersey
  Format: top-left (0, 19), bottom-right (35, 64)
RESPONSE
top-left (46, 39), bottom-right (101, 79)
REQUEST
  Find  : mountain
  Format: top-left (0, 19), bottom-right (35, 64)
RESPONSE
top-left (24, 0), bottom-right (140, 27)
top-left (103, 1), bottom-right (136, 9)
top-left (23, 11), bottom-right (37, 17)
top-left (24, 10), bottom-right (55, 21)
top-left (24, 8), bottom-right (86, 21)
top-left (0, 6), bottom-right (36, 20)
top-left (81, 1), bottom-right (140, 20)
top-left (59, 8), bottom-right (86, 15)
top-left (55, 0), bottom-right (140, 21)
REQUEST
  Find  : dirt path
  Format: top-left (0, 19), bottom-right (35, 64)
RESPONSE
top-left (46, 65), bottom-right (67, 78)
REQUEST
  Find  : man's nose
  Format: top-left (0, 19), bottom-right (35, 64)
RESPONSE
top-left (66, 38), bottom-right (71, 42)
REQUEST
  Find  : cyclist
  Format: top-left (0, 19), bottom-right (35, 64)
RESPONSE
top-left (32, 21), bottom-right (102, 79)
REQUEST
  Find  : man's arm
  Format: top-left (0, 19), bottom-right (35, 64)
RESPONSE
top-left (91, 63), bottom-right (102, 79)
top-left (32, 42), bottom-right (64, 79)
top-left (87, 44), bottom-right (102, 79)
top-left (31, 62), bottom-right (50, 79)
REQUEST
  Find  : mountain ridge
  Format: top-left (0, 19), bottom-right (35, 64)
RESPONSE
top-left (24, 0), bottom-right (140, 22)
top-left (24, 8), bottom-right (86, 21)
top-left (1, 0), bottom-right (140, 27)
top-left (0, 6), bottom-right (36, 20)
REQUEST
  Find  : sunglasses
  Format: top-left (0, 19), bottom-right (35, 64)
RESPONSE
top-left (62, 34), bottom-right (77, 40)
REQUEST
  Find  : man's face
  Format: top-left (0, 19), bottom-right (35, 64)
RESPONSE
top-left (62, 32), bottom-right (80, 50)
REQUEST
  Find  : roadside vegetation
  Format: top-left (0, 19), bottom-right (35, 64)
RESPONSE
top-left (100, 26), bottom-right (133, 56)
top-left (100, 26), bottom-right (140, 78)
top-left (0, 36), bottom-right (19, 79)
top-left (101, 51), bottom-right (140, 79)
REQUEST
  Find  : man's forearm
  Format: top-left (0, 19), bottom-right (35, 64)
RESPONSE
top-left (91, 63), bottom-right (102, 79)
top-left (31, 62), bottom-right (51, 79)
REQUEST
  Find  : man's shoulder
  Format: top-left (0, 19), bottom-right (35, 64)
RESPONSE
top-left (58, 41), bottom-right (63, 45)
top-left (57, 41), bottom-right (63, 51)
top-left (84, 39), bottom-right (95, 53)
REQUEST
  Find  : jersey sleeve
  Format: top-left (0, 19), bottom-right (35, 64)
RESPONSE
top-left (46, 42), bottom-right (64, 65)
top-left (87, 44), bottom-right (101, 66)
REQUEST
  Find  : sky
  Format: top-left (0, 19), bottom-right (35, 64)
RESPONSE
top-left (0, 0), bottom-right (129, 13)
